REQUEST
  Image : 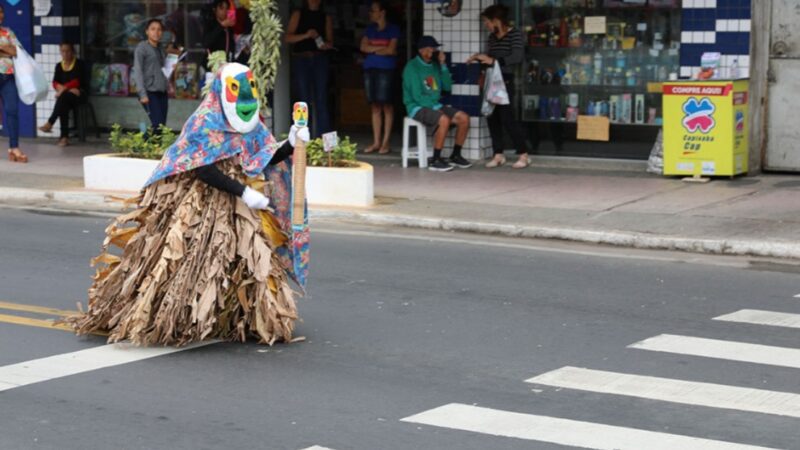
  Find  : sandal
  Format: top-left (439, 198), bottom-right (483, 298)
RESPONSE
top-left (378, 146), bottom-right (391, 154)
top-left (485, 155), bottom-right (506, 168)
top-left (363, 145), bottom-right (379, 154)
top-left (58, 138), bottom-right (69, 147)
top-left (8, 149), bottom-right (28, 163)
top-left (38, 122), bottom-right (53, 133)
top-left (512, 156), bottom-right (530, 169)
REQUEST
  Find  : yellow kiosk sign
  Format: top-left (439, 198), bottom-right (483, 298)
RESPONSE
top-left (662, 80), bottom-right (749, 177)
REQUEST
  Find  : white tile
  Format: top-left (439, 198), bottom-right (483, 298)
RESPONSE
top-left (704, 0), bottom-right (717, 7)
top-left (34, 25), bottom-right (42, 36)
top-left (692, 31), bottom-right (704, 43)
top-left (681, 31), bottom-right (692, 43)
top-left (716, 20), bottom-right (728, 32)
top-left (704, 32), bottom-right (716, 44)
top-left (727, 20), bottom-right (740, 32)
top-left (740, 19), bottom-right (751, 33)
top-left (680, 67), bottom-right (691, 78)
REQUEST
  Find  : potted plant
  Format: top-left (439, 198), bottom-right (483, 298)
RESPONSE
top-left (83, 125), bottom-right (177, 191)
top-left (304, 135), bottom-right (374, 207)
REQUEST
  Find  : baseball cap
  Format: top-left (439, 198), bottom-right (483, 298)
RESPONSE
top-left (416, 35), bottom-right (441, 50)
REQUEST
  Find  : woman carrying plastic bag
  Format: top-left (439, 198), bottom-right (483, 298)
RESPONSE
top-left (0, 5), bottom-right (28, 163)
top-left (13, 45), bottom-right (47, 106)
top-left (468, 5), bottom-right (530, 169)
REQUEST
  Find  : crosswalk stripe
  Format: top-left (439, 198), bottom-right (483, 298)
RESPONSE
top-left (526, 366), bottom-right (800, 418)
top-left (401, 403), bottom-right (776, 450)
top-left (298, 447), bottom-right (336, 450)
top-left (713, 309), bottom-right (800, 329)
top-left (627, 334), bottom-right (800, 369)
top-left (0, 341), bottom-right (215, 392)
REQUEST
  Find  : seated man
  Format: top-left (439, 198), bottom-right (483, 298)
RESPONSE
top-left (402, 35), bottom-right (471, 172)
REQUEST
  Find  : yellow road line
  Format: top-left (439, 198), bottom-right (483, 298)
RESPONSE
top-left (0, 300), bottom-right (76, 317)
top-left (0, 313), bottom-right (75, 332)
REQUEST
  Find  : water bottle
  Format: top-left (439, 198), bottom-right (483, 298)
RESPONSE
top-left (730, 58), bottom-right (739, 79)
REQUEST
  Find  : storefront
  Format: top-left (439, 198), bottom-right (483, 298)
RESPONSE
top-left (423, 0), bottom-right (753, 161)
top-left (9, 0), bottom-right (754, 165)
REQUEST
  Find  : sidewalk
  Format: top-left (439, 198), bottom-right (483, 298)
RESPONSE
top-left (2, 137), bottom-right (800, 259)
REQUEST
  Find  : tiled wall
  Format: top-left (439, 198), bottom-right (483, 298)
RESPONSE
top-left (423, 0), bottom-right (495, 161)
top-left (34, 1), bottom-right (81, 138)
top-left (679, 0), bottom-right (751, 79)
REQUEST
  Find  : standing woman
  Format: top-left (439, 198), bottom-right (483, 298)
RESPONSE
top-left (467, 5), bottom-right (529, 169)
top-left (132, 19), bottom-right (170, 132)
top-left (284, 0), bottom-right (333, 138)
top-left (38, 43), bottom-right (86, 147)
top-left (0, 5), bottom-right (26, 163)
top-left (360, 1), bottom-right (399, 154)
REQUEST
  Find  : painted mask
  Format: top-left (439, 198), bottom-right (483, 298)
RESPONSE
top-left (293, 102), bottom-right (309, 128)
top-left (221, 63), bottom-right (260, 134)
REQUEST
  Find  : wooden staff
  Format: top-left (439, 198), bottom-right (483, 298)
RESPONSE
top-left (291, 103), bottom-right (308, 226)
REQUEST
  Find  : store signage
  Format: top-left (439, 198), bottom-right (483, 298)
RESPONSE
top-left (663, 84), bottom-right (733, 96)
top-left (681, 97), bottom-right (716, 134)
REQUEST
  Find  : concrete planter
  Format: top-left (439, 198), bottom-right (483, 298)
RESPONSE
top-left (84, 154), bottom-right (374, 207)
top-left (83, 154), bottom-right (159, 192)
top-left (307, 162), bottom-right (374, 207)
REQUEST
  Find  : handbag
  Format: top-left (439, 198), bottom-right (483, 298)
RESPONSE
top-left (13, 46), bottom-right (47, 105)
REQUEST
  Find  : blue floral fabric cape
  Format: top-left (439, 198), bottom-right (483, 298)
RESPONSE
top-left (142, 71), bottom-right (310, 290)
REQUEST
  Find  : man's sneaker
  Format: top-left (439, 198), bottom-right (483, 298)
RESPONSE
top-left (449, 154), bottom-right (473, 169)
top-left (428, 158), bottom-right (454, 172)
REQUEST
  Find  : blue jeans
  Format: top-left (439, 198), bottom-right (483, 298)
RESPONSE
top-left (0, 74), bottom-right (19, 148)
top-left (291, 53), bottom-right (330, 138)
top-left (143, 91), bottom-right (168, 131)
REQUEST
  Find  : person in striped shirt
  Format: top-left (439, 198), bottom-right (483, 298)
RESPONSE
top-left (467, 5), bottom-right (529, 169)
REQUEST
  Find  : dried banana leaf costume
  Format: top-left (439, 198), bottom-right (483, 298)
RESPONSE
top-left (68, 63), bottom-right (309, 346)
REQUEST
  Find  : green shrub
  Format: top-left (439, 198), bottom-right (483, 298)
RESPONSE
top-left (109, 124), bottom-right (178, 160)
top-left (306, 135), bottom-right (359, 168)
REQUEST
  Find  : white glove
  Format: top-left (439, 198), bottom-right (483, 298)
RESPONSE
top-left (241, 186), bottom-right (270, 210)
top-left (288, 125), bottom-right (310, 147)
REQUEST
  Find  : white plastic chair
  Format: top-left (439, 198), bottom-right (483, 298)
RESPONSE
top-left (402, 117), bottom-right (430, 168)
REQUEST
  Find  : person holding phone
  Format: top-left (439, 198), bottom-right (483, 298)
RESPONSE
top-left (284, 0), bottom-right (333, 137)
top-left (203, 0), bottom-right (236, 65)
top-left (402, 35), bottom-right (471, 172)
top-left (467, 4), bottom-right (529, 169)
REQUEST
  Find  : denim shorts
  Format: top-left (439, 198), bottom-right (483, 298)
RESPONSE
top-left (364, 69), bottom-right (394, 105)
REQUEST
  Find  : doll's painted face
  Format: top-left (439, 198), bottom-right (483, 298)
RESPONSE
top-left (293, 102), bottom-right (308, 127)
top-left (221, 63), bottom-right (260, 133)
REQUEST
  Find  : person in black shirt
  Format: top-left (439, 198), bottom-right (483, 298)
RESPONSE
top-left (38, 42), bottom-right (86, 147)
top-left (467, 5), bottom-right (530, 169)
top-left (203, 0), bottom-right (235, 65)
top-left (284, 0), bottom-right (334, 137)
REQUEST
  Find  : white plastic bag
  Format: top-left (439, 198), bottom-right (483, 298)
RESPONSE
top-left (481, 60), bottom-right (510, 117)
top-left (486, 60), bottom-right (509, 105)
top-left (13, 46), bottom-right (48, 105)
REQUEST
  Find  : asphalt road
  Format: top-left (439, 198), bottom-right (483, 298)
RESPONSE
top-left (1, 207), bottom-right (799, 450)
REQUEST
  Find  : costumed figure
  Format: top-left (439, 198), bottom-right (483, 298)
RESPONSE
top-left (66, 62), bottom-right (310, 346)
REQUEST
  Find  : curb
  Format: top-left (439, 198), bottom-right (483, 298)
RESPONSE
top-left (2, 187), bottom-right (799, 260)
top-left (311, 209), bottom-right (800, 260)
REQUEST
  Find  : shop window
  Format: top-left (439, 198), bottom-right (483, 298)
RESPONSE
top-left (82, 0), bottom-right (209, 100)
top-left (502, 0), bottom-right (681, 159)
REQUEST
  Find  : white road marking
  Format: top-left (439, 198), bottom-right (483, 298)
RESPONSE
top-left (401, 403), bottom-right (775, 450)
top-left (315, 228), bottom-right (749, 267)
top-left (628, 334), bottom-right (800, 369)
top-left (713, 309), bottom-right (800, 329)
top-left (527, 366), bottom-right (800, 418)
top-left (0, 341), bottom-right (215, 392)
top-left (794, 294), bottom-right (800, 298)
top-left (298, 447), bottom-right (336, 450)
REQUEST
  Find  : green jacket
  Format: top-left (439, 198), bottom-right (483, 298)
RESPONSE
top-left (402, 56), bottom-right (453, 118)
